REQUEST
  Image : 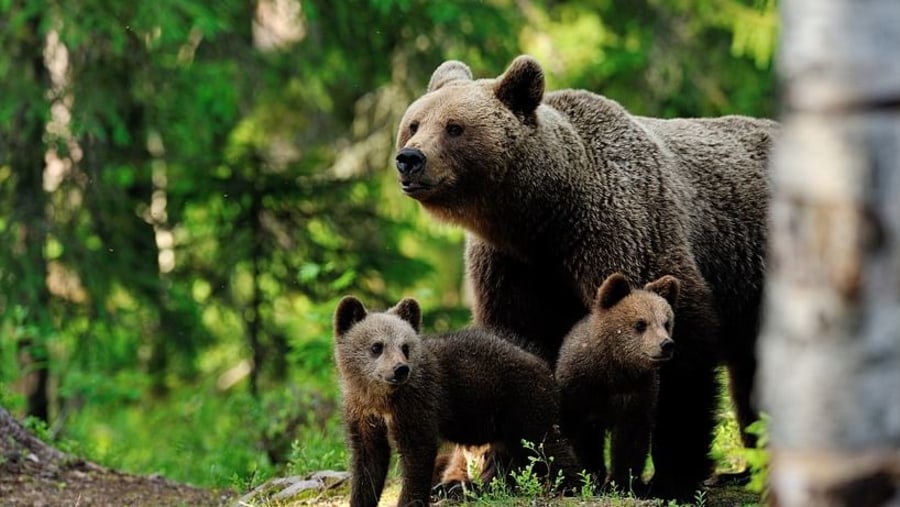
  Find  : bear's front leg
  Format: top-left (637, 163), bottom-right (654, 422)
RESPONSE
top-left (650, 273), bottom-right (720, 501)
top-left (348, 415), bottom-right (391, 507)
top-left (466, 237), bottom-right (584, 365)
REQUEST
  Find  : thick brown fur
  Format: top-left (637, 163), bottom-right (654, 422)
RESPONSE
top-left (334, 296), bottom-right (577, 507)
top-left (556, 273), bottom-right (680, 493)
top-left (394, 55), bottom-right (777, 499)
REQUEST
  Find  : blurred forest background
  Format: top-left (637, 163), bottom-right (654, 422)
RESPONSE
top-left (0, 0), bottom-right (777, 490)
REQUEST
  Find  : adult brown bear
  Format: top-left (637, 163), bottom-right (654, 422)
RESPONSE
top-left (394, 55), bottom-right (777, 499)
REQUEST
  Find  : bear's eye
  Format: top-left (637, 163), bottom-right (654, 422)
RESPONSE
top-left (634, 320), bottom-right (648, 333)
top-left (409, 121), bottom-right (419, 135)
top-left (370, 343), bottom-right (384, 356)
top-left (664, 319), bottom-right (672, 331)
top-left (401, 344), bottom-right (410, 359)
top-left (445, 123), bottom-right (464, 137)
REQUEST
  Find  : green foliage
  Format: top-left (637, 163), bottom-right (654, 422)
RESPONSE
top-left (287, 428), bottom-right (345, 477)
top-left (465, 439), bottom-right (569, 502)
top-left (578, 469), bottom-right (596, 499)
top-left (22, 415), bottom-right (80, 456)
top-left (510, 461), bottom-right (544, 499)
top-left (740, 413), bottom-right (771, 495)
top-left (0, 0), bottom-right (776, 494)
top-left (693, 488), bottom-right (709, 507)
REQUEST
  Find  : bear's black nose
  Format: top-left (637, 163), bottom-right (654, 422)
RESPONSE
top-left (393, 364), bottom-right (410, 382)
top-left (660, 338), bottom-right (675, 355)
top-left (396, 148), bottom-right (426, 176)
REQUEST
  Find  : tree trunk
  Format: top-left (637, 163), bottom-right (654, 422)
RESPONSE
top-left (11, 10), bottom-right (53, 424)
top-left (758, 1), bottom-right (900, 506)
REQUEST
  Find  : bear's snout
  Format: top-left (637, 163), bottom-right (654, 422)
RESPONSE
top-left (657, 338), bottom-right (675, 361)
top-left (396, 148), bottom-right (426, 176)
top-left (390, 363), bottom-right (410, 384)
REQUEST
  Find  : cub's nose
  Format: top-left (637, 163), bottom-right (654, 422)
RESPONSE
top-left (396, 148), bottom-right (426, 176)
top-left (392, 364), bottom-right (410, 382)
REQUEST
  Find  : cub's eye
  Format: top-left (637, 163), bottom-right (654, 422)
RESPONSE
top-left (370, 343), bottom-right (384, 356)
top-left (401, 344), bottom-right (410, 359)
top-left (445, 123), bottom-right (463, 137)
top-left (634, 320), bottom-right (648, 333)
top-left (664, 319), bottom-right (672, 331)
top-left (409, 121), bottom-right (419, 135)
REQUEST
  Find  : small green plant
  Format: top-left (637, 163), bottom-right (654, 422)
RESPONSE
top-left (578, 469), bottom-right (596, 499)
top-left (459, 451), bottom-right (486, 500)
top-left (740, 413), bottom-right (771, 495)
top-left (471, 474), bottom-right (513, 502)
top-left (511, 465), bottom-right (542, 497)
top-left (230, 463), bottom-right (265, 493)
top-left (510, 460), bottom-right (543, 497)
top-left (23, 416), bottom-right (53, 442)
top-left (693, 488), bottom-right (708, 507)
top-left (286, 423), bottom-right (346, 476)
top-left (470, 439), bottom-right (569, 502)
top-left (23, 415), bottom-right (79, 455)
top-left (602, 478), bottom-right (642, 506)
top-left (519, 438), bottom-right (568, 497)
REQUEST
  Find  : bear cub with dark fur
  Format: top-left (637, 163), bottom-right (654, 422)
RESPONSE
top-left (556, 273), bottom-right (680, 493)
top-left (334, 295), bottom-right (574, 507)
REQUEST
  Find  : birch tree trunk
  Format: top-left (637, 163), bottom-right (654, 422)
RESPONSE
top-left (759, 0), bottom-right (900, 505)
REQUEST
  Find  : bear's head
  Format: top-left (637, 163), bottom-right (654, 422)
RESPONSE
top-left (333, 296), bottom-right (422, 390)
top-left (587, 273), bottom-right (680, 367)
top-left (394, 55), bottom-right (545, 218)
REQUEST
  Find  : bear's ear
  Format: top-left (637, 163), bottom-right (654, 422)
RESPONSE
top-left (644, 275), bottom-right (681, 308)
top-left (428, 60), bottom-right (473, 92)
top-left (390, 297), bottom-right (422, 333)
top-left (595, 273), bottom-right (632, 311)
top-left (494, 55), bottom-right (544, 116)
top-left (334, 296), bottom-right (367, 340)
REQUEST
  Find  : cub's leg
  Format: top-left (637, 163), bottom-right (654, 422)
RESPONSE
top-left (347, 415), bottom-right (391, 507)
top-left (394, 418), bottom-right (439, 507)
top-left (608, 404), bottom-right (653, 494)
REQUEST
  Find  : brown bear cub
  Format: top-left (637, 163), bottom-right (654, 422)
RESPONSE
top-left (333, 295), bottom-right (575, 507)
top-left (555, 273), bottom-right (680, 494)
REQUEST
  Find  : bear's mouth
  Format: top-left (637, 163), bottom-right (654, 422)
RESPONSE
top-left (400, 179), bottom-right (437, 199)
top-left (647, 352), bottom-right (674, 364)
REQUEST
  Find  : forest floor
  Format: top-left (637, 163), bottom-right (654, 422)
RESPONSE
top-left (0, 455), bottom-right (235, 507)
top-left (0, 408), bottom-right (760, 507)
top-left (0, 457), bottom-right (762, 507)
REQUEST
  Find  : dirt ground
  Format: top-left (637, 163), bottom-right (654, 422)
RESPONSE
top-left (0, 456), bottom-right (236, 507)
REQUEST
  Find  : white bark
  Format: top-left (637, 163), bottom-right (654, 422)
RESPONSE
top-left (759, 0), bottom-right (900, 506)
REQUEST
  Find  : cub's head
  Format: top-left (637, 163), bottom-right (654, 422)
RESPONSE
top-left (333, 296), bottom-right (422, 390)
top-left (394, 55), bottom-right (545, 213)
top-left (588, 273), bottom-right (680, 367)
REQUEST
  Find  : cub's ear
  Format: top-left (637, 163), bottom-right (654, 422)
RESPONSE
top-left (644, 275), bottom-right (681, 308)
top-left (428, 60), bottom-right (473, 92)
top-left (595, 273), bottom-right (632, 311)
top-left (390, 297), bottom-right (422, 333)
top-left (334, 296), bottom-right (367, 339)
top-left (494, 55), bottom-right (544, 116)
